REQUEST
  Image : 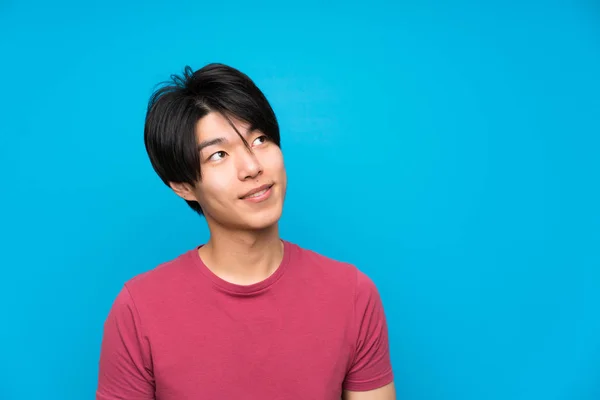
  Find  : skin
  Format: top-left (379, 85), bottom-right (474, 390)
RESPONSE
top-left (170, 111), bottom-right (287, 285)
top-left (343, 383), bottom-right (396, 400)
top-left (170, 111), bottom-right (395, 399)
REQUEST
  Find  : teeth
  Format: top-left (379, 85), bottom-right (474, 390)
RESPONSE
top-left (246, 188), bottom-right (267, 198)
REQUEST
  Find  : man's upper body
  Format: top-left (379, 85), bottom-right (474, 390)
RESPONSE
top-left (97, 63), bottom-right (395, 399)
top-left (97, 240), bottom-right (394, 399)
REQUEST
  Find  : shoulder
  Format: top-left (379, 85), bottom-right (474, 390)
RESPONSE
top-left (122, 247), bottom-right (199, 300)
top-left (289, 241), bottom-right (356, 274)
top-left (287, 240), bottom-right (375, 296)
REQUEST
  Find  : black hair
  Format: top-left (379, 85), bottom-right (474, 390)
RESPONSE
top-left (143, 63), bottom-right (280, 216)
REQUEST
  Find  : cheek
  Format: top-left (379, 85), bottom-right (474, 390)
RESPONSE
top-left (196, 173), bottom-right (236, 206)
top-left (264, 148), bottom-right (285, 175)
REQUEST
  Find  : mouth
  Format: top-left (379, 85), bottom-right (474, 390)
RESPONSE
top-left (240, 183), bottom-right (274, 200)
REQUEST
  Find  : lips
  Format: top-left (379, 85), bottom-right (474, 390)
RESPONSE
top-left (240, 183), bottom-right (274, 199)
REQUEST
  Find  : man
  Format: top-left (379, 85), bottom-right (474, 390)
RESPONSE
top-left (97, 63), bottom-right (395, 399)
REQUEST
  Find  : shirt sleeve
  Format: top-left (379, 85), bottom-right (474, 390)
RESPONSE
top-left (96, 285), bottom-right (155, 400)
top-left (343, 269), bottom-right (394, 392)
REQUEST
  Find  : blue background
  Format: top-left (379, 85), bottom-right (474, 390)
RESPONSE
top-left (1, 1), bottom-right (599, 399)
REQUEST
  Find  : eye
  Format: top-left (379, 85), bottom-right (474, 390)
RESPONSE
top-left (252, 135), bottom-right (269, 146)
top-left (208, 151), bottom-right (227, 162)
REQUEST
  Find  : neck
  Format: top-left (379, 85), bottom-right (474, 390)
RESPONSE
top-left (199, 223), bottom-right (284, 285)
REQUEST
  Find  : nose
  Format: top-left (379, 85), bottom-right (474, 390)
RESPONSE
top-left (237, 147), bottom-right (263, 181)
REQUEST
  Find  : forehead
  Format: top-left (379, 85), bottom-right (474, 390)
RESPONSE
top-left (195, 112), bottom-right (251, 141)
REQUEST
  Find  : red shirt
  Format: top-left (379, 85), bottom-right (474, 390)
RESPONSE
top-left (97, 240), bottom-right (393, 399)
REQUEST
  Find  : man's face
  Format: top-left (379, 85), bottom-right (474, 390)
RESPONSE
top-left (189, 112), bottom-right (286, 231)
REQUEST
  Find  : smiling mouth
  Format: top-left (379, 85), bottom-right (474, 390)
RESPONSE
top-left (240, 184), bottom-right (274, 199)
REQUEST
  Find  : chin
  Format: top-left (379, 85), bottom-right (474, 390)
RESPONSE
top-left (244, 211), bottom-right (282, 231)
top-left (239, 204), bottom-right (283, 231)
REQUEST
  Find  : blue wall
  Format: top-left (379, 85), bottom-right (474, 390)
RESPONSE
top-left (1, 1), bottom-right (598, 399)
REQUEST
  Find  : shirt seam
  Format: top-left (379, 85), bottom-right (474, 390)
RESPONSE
top-left (347, 266), bottom-right (360, 372)
top-left (344, 366), bottom-right (393, 385)
top-left (123, 283), bottom-right (153, 371)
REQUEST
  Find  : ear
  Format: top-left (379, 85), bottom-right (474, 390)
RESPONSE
top-left (169, 182), bottom-right (197, 202)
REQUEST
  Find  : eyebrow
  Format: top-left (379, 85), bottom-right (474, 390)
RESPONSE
top-left (197, 127), bottom-right (256, 152)
top-left (197, 137), bottom-right (227, 152)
